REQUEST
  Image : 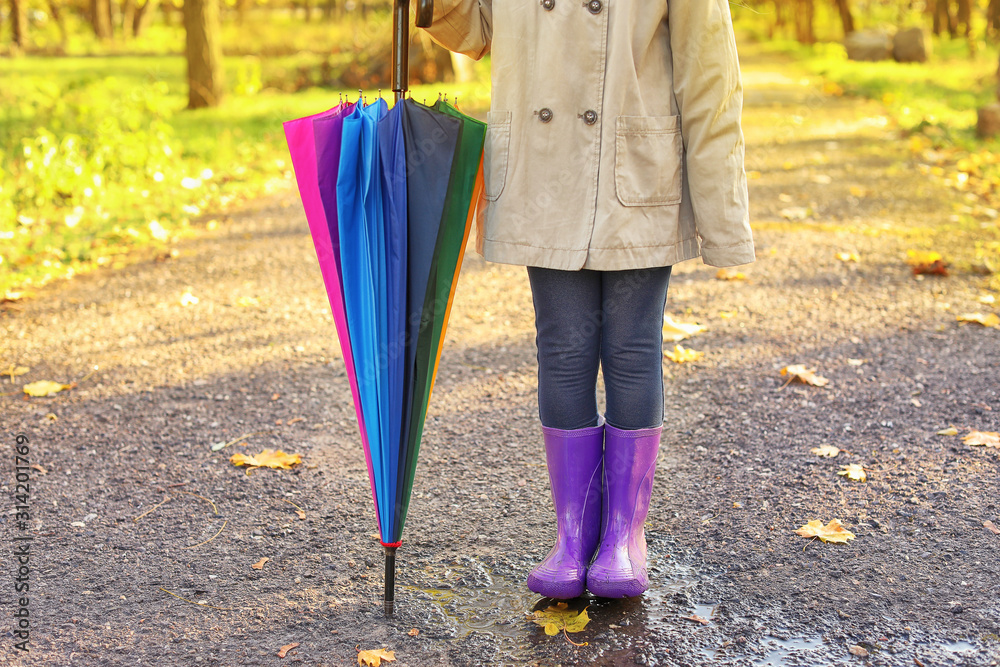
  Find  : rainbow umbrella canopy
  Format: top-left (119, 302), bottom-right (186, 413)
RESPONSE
top-left (282, 0), bottom-right (486, 616)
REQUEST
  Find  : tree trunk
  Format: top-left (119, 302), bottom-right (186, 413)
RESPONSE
top-left (833, 0), bottom-right (854, 36)
top-left (933, 0), bottom-right (957, 38)
top-left (185, 0), bottom-right (225, 109)
top-left (133, 0), bottom-right (159, 36)
top-left (323, 0), bottom-right (337, 21)
top-left (46, 0), bottom-right (69, 49)
top-left (236, 0), bottom-right (250, 24)
top-left (794, 0), bottom-right (814, 44)
top-left (989, 0), bottom-right (1000, 40)
top-left (91, 0), bottom-right (113, 38)
top-left (121, 0), bottom-right (136, 37)
top-left (10, 0), bottom-right (27, 50)
top-left (302, 0), bottom-right (312, 22)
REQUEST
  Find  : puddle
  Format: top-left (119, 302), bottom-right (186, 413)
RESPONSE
top-left (399, 543), bottom-right (712, 664)
top-left (752, 635), bottom-right (828, 666)
top-left (942, 640), bottom-right (978, 654)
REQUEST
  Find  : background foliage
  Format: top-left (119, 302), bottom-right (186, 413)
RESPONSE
top-left (0, 0), bottom-right (998, 293)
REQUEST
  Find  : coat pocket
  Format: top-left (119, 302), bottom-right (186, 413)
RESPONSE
top-left (614, 115), bottom-right (683, 207)
top-left (484, 111), bottom-right (512, 202)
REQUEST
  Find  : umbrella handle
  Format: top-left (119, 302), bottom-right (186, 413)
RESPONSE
top-left (415, 0), bottom-right (434, 28)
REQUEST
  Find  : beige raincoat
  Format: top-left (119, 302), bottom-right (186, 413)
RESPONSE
top-left (422, 0), bottom-right (754, 270)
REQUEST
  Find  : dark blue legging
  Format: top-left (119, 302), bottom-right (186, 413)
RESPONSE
top-left (527, 266), bottom-right (672, 431)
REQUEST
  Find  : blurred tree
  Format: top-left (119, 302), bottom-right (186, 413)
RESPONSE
top-left (185, 0), bottom-right (225, 108)
top-left (91, 0), bottom-right (113, 38)
top-left (132, 0), bottom-right (159, 35)
top-left (990, 0), bottom-right (1000, 39)
top-left (832, 0), bottom-right (854, 35)
top-left (9, 0), bottom-right (27, 50)
top-left (46, 0), bottom-right (68, 48)
top-left (931, 0), bottom-right (957, 37)
top-left (795, 0), bottom-right (815, 44)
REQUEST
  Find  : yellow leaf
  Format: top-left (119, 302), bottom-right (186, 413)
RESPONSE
top-left (905, 250), bottom-right (940, 265)
top-left (849, 645), bottom-right (870, 657)
top-left (718, 310), bottom-right (737, 319)
top-left (407, 628), bottom-right (419, 637)
top-left (846, 358), bottom-right (866, 366)
top-left (838, 463), bottom-right (867, 482)
top-left (236, 296), bottom-right (261, 307)
top-left (179, 291), bottom-right (199, 307)
top-left (358, 648), bottom-right (396, 666)
top-left (662, 315), bottom-right (707, 342)
top-left (529, 602), bottom-right (591, 642)
top-left (963, 431), bottom-right (1000, 448)
top-left (795, 519), bottom-right (856, 543)
top-left (810, 445), bottom-right (841, 458)
top-left (780, 364), bottom-right (829, 387)
top-left (978, 294), bottom-right (996, 305)
top-left (230, 449), bottom-right (302, 474)
top-left (936, 426), bottom-right (959, 436)
top-left (251, 557), bottom-right (269, 570)
top-left (716, 268), bottom-right (746, 281)
top-left (23, 380), bottom-right (73, 397)
top-left (664, 345), bottom-right (704, 364)
top-left (957, 313), bottom-right (1000, 328)
top-left (835, 252), bottom-right (860, 263)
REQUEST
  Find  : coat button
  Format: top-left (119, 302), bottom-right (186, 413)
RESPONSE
top-left (582, 109), bottom-right (598, 125)
top-left (539, 108), bottom-right (554, 123)
top-left (587, 0), bottom-right (602, 14)
top-left (541, 0), bottom-right (555, 9)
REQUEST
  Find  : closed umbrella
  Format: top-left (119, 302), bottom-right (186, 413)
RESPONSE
top-left (283, 0), bottom-right (490, 616)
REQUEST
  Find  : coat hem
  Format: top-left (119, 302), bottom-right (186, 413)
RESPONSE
top-left (480, 237), bottom-right (702, 271)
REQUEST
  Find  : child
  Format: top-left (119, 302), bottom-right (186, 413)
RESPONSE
top-left (422, 0), bottom-right (754, 598)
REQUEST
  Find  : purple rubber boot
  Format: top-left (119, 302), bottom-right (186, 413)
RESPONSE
top-left (586, 424), bottom-right (661, 598)
top-left (526, 422), bottom-right (604, 599)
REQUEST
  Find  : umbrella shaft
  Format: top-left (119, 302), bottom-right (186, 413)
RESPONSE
top-left (392, 0), bottom-right (409, 101)
top-left (384, 545), bottom-right (398, 616)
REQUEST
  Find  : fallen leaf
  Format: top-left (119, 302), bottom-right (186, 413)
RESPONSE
top-left (23, 380), bottom-right (73, 397)
top-left (236, 296), bottom-right (261, 307)
top-left (662, 315), bottom-right (707, 342)
top-left (836, 252), bottom-right (860, 262)
top-left (179, 291), bottom-right (199, 306)
top-left (357, 648), bottom-right (396, 666)
top-left (716, 268), bottom-right (746, 281)
top-left (251, 557), bottom-right (269, 570)
top-left (528, 602), bottom-right (591, 642)
top-left (230, 449), bottom-right (302, 474)
top-left (978, 294), bottom-right (996, 305)
top-left (905, 249), bottom-right (943, 266)
top-left (407, 628), bottom-right (419, 637)
top-left (277, 642), bottom-right (299, 658)
top-left (849, 645), bottom-right (869, 657)
top-left (810, 445), bottom-right (841, 458)
top-left (937, 426), bottom-right (959, 436)
top-left (30, 463), bottom-right (47, 474)
top-left (957, 313), bottom-right (1000, 328)
top-left (984, 520), bottom-right (1000, 535)
top-left (780, 364), bottom-right (829, 387)
top-left (838, 463), bottom-right (867, 482)
top-left (963, 431), bottom-right (1000, 448)
top-left (664, 345), bottom-right (704, 363)
top-left (795, 519), bottom-right (856, 543)
top-left (846, 358), bottom-right (867, 366)
top-left (682, 614), bottom-right (710, 625)
top-left (295, 510), bottom-right (306, 520)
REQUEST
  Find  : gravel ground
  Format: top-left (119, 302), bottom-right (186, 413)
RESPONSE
top-left (2, 54), bottom-right (999, 666)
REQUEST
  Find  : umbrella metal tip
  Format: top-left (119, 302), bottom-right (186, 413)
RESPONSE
top-left (384, 598), bottom-right (395, 617)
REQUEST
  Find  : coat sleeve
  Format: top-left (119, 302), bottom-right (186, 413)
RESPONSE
top-left (418, 0), bottom-right (493, 61)
top-left (668, 0), bottom-right (755, 267)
